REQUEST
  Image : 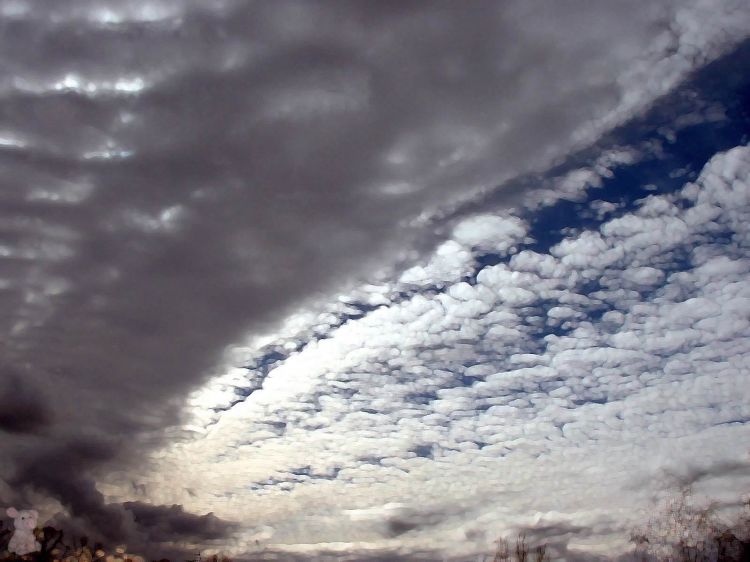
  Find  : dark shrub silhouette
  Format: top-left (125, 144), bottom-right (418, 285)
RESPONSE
top-left (631, 488), bottom-right (750, 562)
top-left (491, 532), bottom-right (548, 562)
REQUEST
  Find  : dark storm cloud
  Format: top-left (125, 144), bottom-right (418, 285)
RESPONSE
top-left (0, 366), bottom-right (53, 434)
top-left (6, 436), bottom-right (236, 555)
top-left (122, 501), bottom-right (236, 542)
top-left (9, 437), bottom-right (131, 541)
top-left (0, 0), bottom-right (745, 553)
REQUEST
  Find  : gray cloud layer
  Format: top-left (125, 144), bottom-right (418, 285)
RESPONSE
top-left (1, 0), bottom-right (749, 557)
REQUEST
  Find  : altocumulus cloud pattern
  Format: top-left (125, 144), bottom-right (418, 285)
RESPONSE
top-left (1, 1), bottom-right (750, 561)
top-left (140, 142), bottom-right (750, 561)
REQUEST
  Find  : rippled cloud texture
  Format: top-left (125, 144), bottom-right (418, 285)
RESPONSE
top-left (1, 1), bottom-right (749, 561)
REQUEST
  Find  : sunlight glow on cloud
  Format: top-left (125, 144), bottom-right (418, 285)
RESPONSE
top-left (53, 74), bottom-right (147, 95)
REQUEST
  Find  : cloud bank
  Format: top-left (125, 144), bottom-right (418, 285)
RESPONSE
top-left (113, 143), bottom-right (750, 560)
top-left (1, 0), bottom-right (749, 559)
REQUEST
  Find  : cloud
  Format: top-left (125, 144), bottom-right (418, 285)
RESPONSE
top-left (109, 143), bottom-right (750, 559)
top-left (1, 0), bottom-right (749, 558)
top-left (10, 437), bottom-right (131, 542)
top-left (0, 367), bottom-right (54, 435)
top-left (122, 502), bottom-right (237, 543)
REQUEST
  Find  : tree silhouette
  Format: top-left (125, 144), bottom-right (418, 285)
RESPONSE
top-left (631, 488), bottom-right (750, 562)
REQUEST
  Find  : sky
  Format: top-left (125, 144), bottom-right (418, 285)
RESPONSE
top-left (1, 1), bottom-right (749, 561)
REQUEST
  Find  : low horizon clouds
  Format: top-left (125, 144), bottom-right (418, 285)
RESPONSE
top-left (1, 1), bottom-right (749, 560)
